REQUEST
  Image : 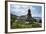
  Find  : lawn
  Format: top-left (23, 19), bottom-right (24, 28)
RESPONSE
top-left (11, 20), bottom-right (41, 29)
top-left (11, 14), bottom-right (42, 29)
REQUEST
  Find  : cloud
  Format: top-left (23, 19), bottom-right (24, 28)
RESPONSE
top-left (10, 4), bottom-right (42, 17)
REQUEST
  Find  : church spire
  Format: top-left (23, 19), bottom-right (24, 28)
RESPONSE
top-left (27, 8), bottom-right (32, 18)
top-left (26, 8), bottom-right (32, 24)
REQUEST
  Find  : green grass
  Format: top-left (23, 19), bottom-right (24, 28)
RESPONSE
top-left (11, 15), bottom-right (41, 29)
top-left (11, 20), bottom-right (41, 29)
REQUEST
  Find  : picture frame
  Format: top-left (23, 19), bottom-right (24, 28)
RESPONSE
top-left (5, 1), bottom-right (45, 33)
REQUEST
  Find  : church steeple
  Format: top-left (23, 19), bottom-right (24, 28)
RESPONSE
top-left (26, 8), bottom-right (32, 24)
top-left (27, 8), bottom-right (32, 18)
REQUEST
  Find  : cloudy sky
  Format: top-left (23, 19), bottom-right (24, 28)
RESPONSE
top-left (10, 4), bottom-right (42, 17)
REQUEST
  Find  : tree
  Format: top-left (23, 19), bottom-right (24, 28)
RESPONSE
top-left (11, 14), bottom-right (16, 28)
top-left (39, 19), bottom-right (42, 23)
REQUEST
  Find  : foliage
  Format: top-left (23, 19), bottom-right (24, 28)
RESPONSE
top-left (11, 13), bottom-right (41, 29)
top-left (11, 14), bottom-right (16, 28)
top-left (11, 20), bottom-right (41, 29)
top-left (39, 19), bottom-right (42, 23)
